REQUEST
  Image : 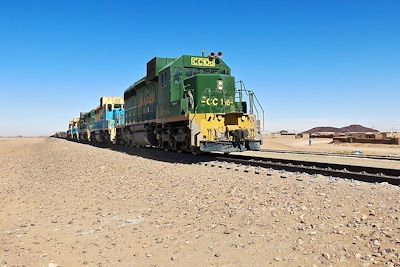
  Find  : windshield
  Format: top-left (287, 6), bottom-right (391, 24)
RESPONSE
top-left (185, 68), bottom-right (226, 78)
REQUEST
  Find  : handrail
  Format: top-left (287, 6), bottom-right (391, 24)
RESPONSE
top-left (235, 80), bottom-right (265, 131)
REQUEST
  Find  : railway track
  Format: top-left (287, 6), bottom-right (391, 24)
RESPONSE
top-left (213, 153), bottom-right (400, 186)
top-left (57, 138), bottom-right (400, 186)
top-left (261, 149), bottom-right (400, 161)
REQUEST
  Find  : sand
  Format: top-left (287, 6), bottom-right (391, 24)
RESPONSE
top-left (1, 138), bottom-right (399, 266)
top-left (262, 135), bottom-right (400, 157)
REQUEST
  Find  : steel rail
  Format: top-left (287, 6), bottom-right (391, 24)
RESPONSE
top-left (213, 154), bottom-right (400, 186)
top-left (260, 149), bottom-right (400, 161)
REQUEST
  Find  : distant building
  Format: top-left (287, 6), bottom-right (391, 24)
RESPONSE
top-left (278, 130), bottom-right (296, 136)
top-left (333, 132), bottom-right (399, 145)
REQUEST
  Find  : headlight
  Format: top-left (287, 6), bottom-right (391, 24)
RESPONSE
top-left (217, 80), bottom-right (224, 90)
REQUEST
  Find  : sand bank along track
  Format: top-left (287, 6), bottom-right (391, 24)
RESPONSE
top-left (1, 137), bottom-right (399, 266)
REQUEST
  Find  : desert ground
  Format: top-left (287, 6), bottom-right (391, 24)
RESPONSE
top-left (1, 138), bottom-right (399, 266)
top-left (262, 135), bottom-right (400, 157)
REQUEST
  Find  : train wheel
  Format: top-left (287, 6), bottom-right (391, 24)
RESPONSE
top-left (175, 142), bottom-right (183, 153)
top-left (191, 146), bottom-right (201, 155)
top-left (163, 141), bottom-right (169, 152)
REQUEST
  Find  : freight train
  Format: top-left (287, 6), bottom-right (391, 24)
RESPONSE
top-left (61, 53), bottom-right (263, 153)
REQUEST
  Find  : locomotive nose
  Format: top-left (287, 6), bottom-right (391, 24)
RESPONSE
top-left (184, 74), bottom-right (236, 114)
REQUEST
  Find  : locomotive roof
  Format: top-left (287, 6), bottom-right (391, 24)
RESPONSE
top-left (125, 77), bottom-right (146, 93)
top-left (124, 55), bottom-right (230, 94)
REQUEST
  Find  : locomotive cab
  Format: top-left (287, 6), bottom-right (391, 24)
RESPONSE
top-left (93, 97), bottom-right (125, 143)
top-left (68, 118), bottom-right (80, 140)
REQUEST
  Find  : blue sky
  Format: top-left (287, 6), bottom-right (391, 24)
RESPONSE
top-left (0, 0), bottom-right (399, 136)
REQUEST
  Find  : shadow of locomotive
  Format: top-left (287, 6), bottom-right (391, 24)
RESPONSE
top-left (60, 138), bottom-right (215, 165)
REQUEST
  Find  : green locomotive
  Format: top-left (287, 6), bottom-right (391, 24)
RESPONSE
top-left (116, 54), bottom-right (262, 153)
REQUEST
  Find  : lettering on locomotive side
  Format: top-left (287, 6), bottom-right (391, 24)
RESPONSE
top-left (201, 98), bottom-right (232, 106)
top-left (191, 57), bottom-right (216, 67)
top-left (138, 91), bottom-right (156, 108)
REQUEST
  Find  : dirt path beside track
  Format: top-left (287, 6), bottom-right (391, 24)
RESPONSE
top-left (1, 138), bottom-right (399, 266)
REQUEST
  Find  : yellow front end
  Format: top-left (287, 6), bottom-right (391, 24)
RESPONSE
top-left (189, 113), bottom-right (261, 152)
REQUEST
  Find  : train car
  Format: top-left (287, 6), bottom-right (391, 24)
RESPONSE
top-left (66, 123), bottom-right (71, 139)
top-left (67, 118), bottom-right (80, 140)
top-left (79, 110), bottom-right (96, 141)
top-left (117, 54), bottom-right (262, 153)
top-left (92, 97), bottom-right (124, 143)
top-left (52, 131), bottom-right (68, 139)
top-left (78, 112), bottom-right (88, 140)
